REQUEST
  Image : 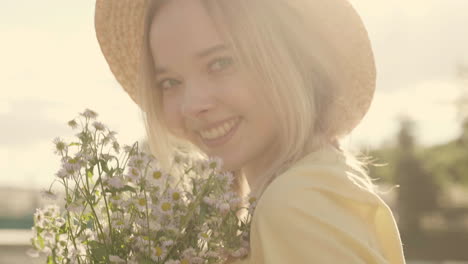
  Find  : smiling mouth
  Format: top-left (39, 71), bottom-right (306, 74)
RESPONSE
top-left (198, 117), bottom-right (241, 147)
top-left (198, 117), bottom-right (241, 140)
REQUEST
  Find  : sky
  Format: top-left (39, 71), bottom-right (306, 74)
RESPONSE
top-left (1, 0), bottom-right (468, 189)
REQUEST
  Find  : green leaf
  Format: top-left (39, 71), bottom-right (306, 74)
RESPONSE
top-left (120, 185), bottom-right (137, 193)
top-left (88, 241), bottom-right (107, 262)
top-left (100, 159), bottom-right (110, 173)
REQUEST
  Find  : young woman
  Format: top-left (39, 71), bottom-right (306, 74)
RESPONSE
top-left (95, 0), bottom-right (406, 263)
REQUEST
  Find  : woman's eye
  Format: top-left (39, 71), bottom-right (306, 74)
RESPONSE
top-left (157, 78), bottom-right (180, 91)
top-left (208, 57), bottom-right (234, 73)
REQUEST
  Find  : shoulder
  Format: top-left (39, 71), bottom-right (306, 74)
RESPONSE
top-left (247, 159), bottom-right (391, 263)
top-left (256, 146), bottom-right (382, 218)
top-left (254, 160), bottom-right (380, 243)
top-left (246, 146), bottom-right (406, 263)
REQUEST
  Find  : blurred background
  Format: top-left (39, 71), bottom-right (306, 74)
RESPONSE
top-left (1, 0), bottom-right (467, 263)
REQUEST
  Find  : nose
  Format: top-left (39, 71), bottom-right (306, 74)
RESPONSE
top-left (181, 82), bottom-right (216, 120)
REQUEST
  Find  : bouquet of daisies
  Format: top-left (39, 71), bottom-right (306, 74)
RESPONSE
top-left (28, 109), bottom-right (256, 264)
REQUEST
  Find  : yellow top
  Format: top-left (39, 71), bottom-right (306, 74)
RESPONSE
top-left (230, 144), bottom-right (406, 264)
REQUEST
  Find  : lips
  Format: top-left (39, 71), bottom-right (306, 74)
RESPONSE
top-left (197, 116), bottom-right (240, 132)
top-left (199, 117), bottom-right (241, 140)
top-left (198, 117), bottom-right (242, 148)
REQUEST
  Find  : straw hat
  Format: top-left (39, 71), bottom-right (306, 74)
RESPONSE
top-left (95, 0), bottom-right (376, 139)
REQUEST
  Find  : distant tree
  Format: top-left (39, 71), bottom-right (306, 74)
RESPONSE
top-left (394, 116), bottom-right (440, 236)
top-left (456, 63), bottom-right (468, 145)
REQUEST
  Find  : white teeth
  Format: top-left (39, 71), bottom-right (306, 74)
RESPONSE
top-left (200, 118), bottom-right (239, 140)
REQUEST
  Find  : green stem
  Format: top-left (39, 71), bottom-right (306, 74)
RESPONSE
top-left (72, 174), bottom-right (110, 261)
top-left (161, 172), bottom-right (216, 263)
top-left (97, 158), bottom-right (114, 249)
top-left (63, 179), bottom-right (83, 264)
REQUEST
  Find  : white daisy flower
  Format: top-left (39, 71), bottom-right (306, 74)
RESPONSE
top-left (67, 119), bottom-right (78, 129)
top-left (202, 195), bottom-right (216, 206)
top-left (92, 121), bottom-right (106, 131)
top-left (230, 247), bottom-right (249, 258)
top-left (128, 152), bottom-right (149, 169)
top-left (147, 168), bottom-right (167, 188)
top-left (125, 167), bottom-right (142, 183)
top-left (42, 231), bottom-right (56, 246)
top-left (60, 157), bottom-right (82, 177)
top-left (198, 231), bottom-right (211, 245)
top-left (182, 247), bottom-right (197, 259)
top-left (75, 151), bottom-right (93, 163)
top-left (55, 167), bottom-right (71, 179)
top-left (134, 235), bottom-right (151, 250)
top-left (156, 193), bottom-right (175, 216)
top-left (148, 218), bottom-right (161, 231)
top-left (165, 260), bottom-right (181, 264)
top-left (107, 176), bottom-right (126, 189)
top-left (167, 187), bottom-right (183, 203)
top-left (162, 239), bottom-right (174, 247)
top-left (109, 255), bottom-right (126, 263)
top-left (66, 199), bottom-right (85, 214)
top-left (112, 216), bottom-right (127, 229)
top-left (134, 194), bottom-right (151, 212)
top-left (190, 256), bottom-right (205, 264)
top-left (80, 229), bottom-right (96, 241)
top-left (207, 156), bottom-right (223, 172)
top-left (54, 217), bottom-right (66, 227)
top-left (150, 245), bottom-right (167, 261)
top-left (52, 137), bottom-right (68, 155)
top-left (45, 204), bottom-right (60, 217)
top-left (218, 171), bottom-right (234, 186)
top-left (41, 189), bottom-right (57, 200)
top-left (110, 194), bottom-right (125, 206)
top-left (81, 108), bottom-right (98, 119)
top-left (229, 196), bottom-right (242, 209)
top-left (216, 202), bottom-right (231, 215)
top-left (26, 248), bottom-right (40, 258)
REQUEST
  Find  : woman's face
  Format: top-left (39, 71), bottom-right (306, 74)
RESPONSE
top-left (149, 0), bottom-right (280, 181)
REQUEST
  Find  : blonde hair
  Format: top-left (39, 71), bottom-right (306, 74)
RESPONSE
top-left (136, 0), bottom-right (381, 200)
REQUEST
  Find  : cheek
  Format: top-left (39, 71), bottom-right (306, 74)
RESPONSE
top-left (162, 99), bottom-right (184, 136)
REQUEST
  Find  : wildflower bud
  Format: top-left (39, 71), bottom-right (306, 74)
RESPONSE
top-left (92, 121), bottom-right (106, 131)
top-left (41, 190), bottom-right (57, 200)
top-left (231, 247), bottom-right (248, 258)
top-left (81, 108), bottom-right (98, 119)
top-left (218, 202), bottom-right (230, 214)
top-left (52, 137), bottom-right (67, 155)
top-left (109, 255), bottom-right (125, 263)
top-left (26, 248), bottom-right (40, 258)
top-left (67, 119), bottom-right (78, 129)
top-left (203, 196), bottom-right (215, 206)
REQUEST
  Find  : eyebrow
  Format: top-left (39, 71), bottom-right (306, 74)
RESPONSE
top-left (154, 44), bottom-right (229, 75)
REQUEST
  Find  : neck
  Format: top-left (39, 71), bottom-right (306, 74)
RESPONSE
top-left (242, 149), bottom-right (281, 195)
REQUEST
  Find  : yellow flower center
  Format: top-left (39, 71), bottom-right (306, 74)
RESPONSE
top-left (154, 246), bottom-right (163, 256)
top-left (172, 192), bottom-right (180, 201)
top-left (135, 159), bottom-right (143, 167)
top-left (138, 198), bottom-right (146, 206)
top-left (209, 161), bottom-right (217, 169)
top-left (152, 171), bottom-right (162, 179)
top-left (181, 259), bottom-right (189, 264)
top-left (161, 202), bottom-right (172, 211)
